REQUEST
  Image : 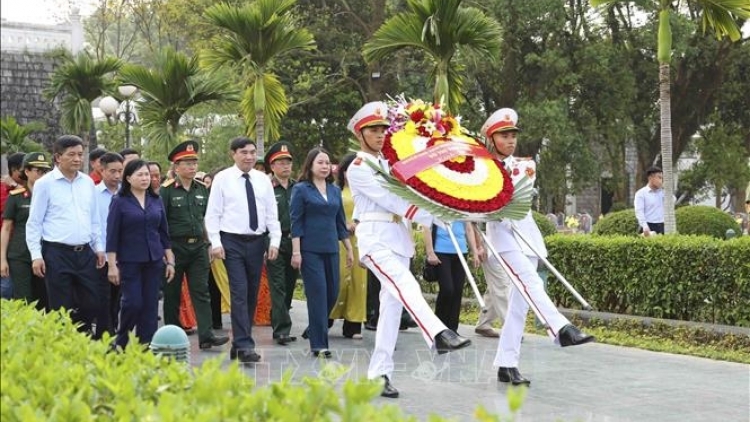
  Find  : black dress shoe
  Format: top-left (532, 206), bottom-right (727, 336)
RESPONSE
top-left (312, 349), bottom-right (332, 358)
top-left (199, 335), bottom-right (230, 350)
top-left (236, 349), bottom-right (261, 363)
top-left (380, 375), bottom-right (399, 398)
top-left (434, 329), bottom-right (471, 354)
top-left (275, 335), bottom-right (297, 345)
top-left (497, 367), bottom-right (530, 386)
top-left (557, 324), bottom-right (595, 347)
top-left (364, 321), bottom-right (377, 331)
top-left (301, 328), bottom-right (309, 339)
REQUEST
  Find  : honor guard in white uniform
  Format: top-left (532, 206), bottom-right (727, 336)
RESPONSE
top-left (346, 102), bottom-right (471, 399)
top-left (481, 108), bottom-right (595, 387)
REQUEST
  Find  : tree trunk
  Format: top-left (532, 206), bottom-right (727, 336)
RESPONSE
top-left (82, 131), bottom-right (90, 174)
top-left (659, 63), bottom-right (676, 233)
top-left (255, 110), bottom-right (265, 157)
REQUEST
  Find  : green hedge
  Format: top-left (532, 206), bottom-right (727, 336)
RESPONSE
top-left (544, 235), bottom-right (750, 326)
top-left (0, 301), bottom-right (518, 421)
top-left (675, 205), bottom-right (742, 239)
top-left (593, 206), bottom-right (742, 238)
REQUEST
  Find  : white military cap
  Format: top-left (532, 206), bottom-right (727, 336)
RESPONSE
top-left (347, 101), bottom-right (390, 134)
top-left (481, 108), bottom-right (521, 139)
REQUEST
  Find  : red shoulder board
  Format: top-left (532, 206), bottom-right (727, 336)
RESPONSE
top-left (353, 157), bottom-right (363, 166)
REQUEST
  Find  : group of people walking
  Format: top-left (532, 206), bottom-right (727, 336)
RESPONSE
top-left (1, 101), bottom-right (597, 400)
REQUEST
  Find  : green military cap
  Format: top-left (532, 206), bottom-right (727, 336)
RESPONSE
top-left (22, 152), bottom-right (51, 169)
top-left (264, 141), bottom-right (293, 164)
top-left (168, 140), bottom-right (200, 163)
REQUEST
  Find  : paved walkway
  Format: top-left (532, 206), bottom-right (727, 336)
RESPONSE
top-left (190, 300), bottom-right (750, 422)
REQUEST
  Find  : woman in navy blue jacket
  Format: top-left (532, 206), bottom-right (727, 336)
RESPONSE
top-left (107, 159), bottom-right (175, 349)
top-left (290, 147), bottom-right (353, 358)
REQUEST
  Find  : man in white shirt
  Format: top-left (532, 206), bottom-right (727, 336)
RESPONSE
top-left (346, 102), bottom-right (471, 399)
top-left (93, 152), bottom-right (124, 339)
top-left (205, 137), bottom-right (281, 364)
top-left (634, 167), bottom-right (665, 235)
top-left (26, 135), bottom-right (106, 333)
top-left (480, 108), bottom-right (595, 387)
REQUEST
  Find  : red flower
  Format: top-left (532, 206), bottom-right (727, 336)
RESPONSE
top-left (410, 109), bottom-right (425, 122)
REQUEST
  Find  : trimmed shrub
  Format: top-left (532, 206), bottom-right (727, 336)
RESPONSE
top-left (532, 211), bottom-right (557, 237)
top-left (593, 205), bottom-right (742, 238)
top-left (592, 209), bottom-right (638, 236)
top-left (675, 205), bottom-right (741, 239)
top-left (1, 301), bottom-right (516, 421)
top-left (544, 235), bottom-right (750, 326)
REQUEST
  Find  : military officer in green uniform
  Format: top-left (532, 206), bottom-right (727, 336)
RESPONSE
top-left (0, 152), bottom-right (51, 309)
top-left (161, 140), bottom-right (229, 349)
top-left (265, 141), bottom-right (299, 345)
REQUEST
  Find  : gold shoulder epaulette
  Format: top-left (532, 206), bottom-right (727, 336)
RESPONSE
top-left (9, 187), bottom-right (26, 195)
top-left (161, 178), bottom-right (175, 188)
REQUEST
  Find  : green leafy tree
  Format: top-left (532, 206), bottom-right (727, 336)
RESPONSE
top-left (0, 117), bottom-right (46, 153)
top-left (203, 0), bottom-right (316, 156)
top-left (119, 48), bottom-right (238, 160)
top-left (362, 0), bottom-right (501, 113)
top-left (43, 50), bottom-right (122, 171)
top-left (590, 0), bottom-right (750, 233)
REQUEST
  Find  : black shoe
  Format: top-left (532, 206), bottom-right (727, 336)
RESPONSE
top-left (557, 324), bottom-right (595, 347)
top-left (380, 375), bottom-right (399, 398)
top-left (199, 335), bottom-right (230, 350)
top-left (275, 334), bottom-right (297, 345)
top-left (497, 367), bottom-right (531, 386)
top-left (184, 328), bottom-right (197, 336)
top-left (364, 321), bottom-right (377, 331)
top-left (236, 349), bottom-right (261, 363)
top-left (434, 329), bottom-right (471, 355)
top-left (301, 328), bottom-right (309, 339)
top-left (312, 349), bottom-right (332, 359)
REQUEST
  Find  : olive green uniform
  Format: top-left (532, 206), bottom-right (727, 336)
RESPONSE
top-left (3, 188), bottom-right (46, 308)
top-left (160, 178), bottom-right (213, 342)
top-left (266, 176), bottom-right (299, 338)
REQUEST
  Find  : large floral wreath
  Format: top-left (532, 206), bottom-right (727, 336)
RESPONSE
top-left (373, 97), bottom-right (530, 220)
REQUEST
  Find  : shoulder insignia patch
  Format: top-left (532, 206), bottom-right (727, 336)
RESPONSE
top-left (9, 187), bottom-right (26, 195)
top-left (353, 157), bottom-right (363, 166)
top-left (161, 178), bottom-right (175, 188)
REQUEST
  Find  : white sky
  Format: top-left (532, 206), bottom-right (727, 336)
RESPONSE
top-left (1, 0), bottom-right (748, 34)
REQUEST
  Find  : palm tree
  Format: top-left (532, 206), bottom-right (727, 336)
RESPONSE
top-left (362, 0), bottom-right (502, 113)
top-left (119, 48), bottom-right (238, 157)
top-left (44, 50), bottom-right (122, 171)
top-left (0, 116), bottom-right (46, 153)
top-left (590, 0), bottom-right (750, 233)
top-left (203, 0), bottom-right (315, 156)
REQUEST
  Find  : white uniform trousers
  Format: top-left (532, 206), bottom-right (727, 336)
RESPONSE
top-left (493, 252), bottom-right (569, 368)
top-left (362, 249), bottom-right (448, 379)
top-left (476, 256), bottom-right (510, 330)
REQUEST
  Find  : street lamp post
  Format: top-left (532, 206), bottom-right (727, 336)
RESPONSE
top-left (99, 85), bottom-right (138, 149)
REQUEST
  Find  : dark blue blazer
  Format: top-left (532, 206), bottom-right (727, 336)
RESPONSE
top-left (106, 193), bottom-right (171, 263)
top-left (290, 181), bottom-right (348, 254)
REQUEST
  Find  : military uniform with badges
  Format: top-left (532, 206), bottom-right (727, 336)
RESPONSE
top-left (346, 102), bottom-right (471, 398)
top-left (264, 142), bottom-right (299, 344)
top-left (161, 141), bottom-right (228, 349)
top-left (481, 109), bottom-right (594, 386)
top-left (1, 153), bottom-right (51, 308)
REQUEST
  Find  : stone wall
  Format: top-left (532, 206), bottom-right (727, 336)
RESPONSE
top-left (0, 51), bottom-right (63, 149)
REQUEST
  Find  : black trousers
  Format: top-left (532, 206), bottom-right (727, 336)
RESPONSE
top-left (638, 222), bottom-right (665, 234)
top-left (42, 242), bottom-right (100, 332)
top-left (434, 253), bottom-right (466, 331)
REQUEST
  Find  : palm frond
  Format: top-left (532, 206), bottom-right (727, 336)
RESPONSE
top-left (699, 0), bottom-right (750, 41)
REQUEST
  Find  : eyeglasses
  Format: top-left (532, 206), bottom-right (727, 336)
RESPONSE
top-left (31, 167), bottom-right (50, 174)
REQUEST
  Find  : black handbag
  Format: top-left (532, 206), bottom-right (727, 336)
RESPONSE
top-left (422, 224), bottom-right (440, 282)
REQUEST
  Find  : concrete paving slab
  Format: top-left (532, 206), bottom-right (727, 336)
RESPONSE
top-left (188, 300), bottom-right (750, 422)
